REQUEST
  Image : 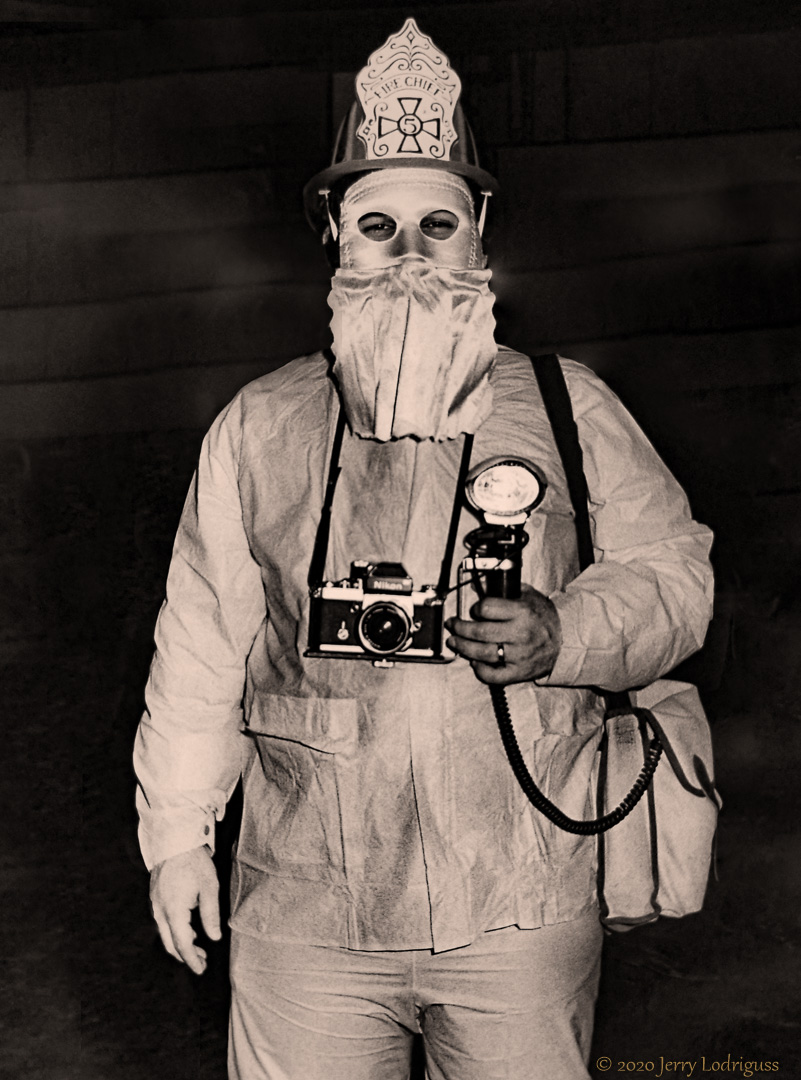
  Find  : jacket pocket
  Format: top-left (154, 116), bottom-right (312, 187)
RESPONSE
top-left (245, 693), bottom-right (357, 753)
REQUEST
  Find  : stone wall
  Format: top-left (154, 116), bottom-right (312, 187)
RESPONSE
top-left (2, 4), bottom-right (799, 681)
top-left (1, 6), bottom-right (800, 1077)
top-left (0, 13), bottom-right (799, 665)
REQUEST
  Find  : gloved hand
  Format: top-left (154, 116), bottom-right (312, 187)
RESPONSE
top-left (149, 845), bottom-right (221, 975)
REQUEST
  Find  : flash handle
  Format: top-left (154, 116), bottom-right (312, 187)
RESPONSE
top-left (463, 524), bottom-right (528, 601)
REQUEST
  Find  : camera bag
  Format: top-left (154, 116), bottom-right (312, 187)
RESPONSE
top-left (492, 354), bottom-right (721, 928)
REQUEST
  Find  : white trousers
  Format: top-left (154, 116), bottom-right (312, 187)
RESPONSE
top-left (228, 913), bottom-right (602, 1080)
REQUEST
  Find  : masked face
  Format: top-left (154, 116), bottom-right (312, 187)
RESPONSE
top-left (330, 168), bottom-right (496, 443)
top-left (338, 169), bottom-right (484, 271)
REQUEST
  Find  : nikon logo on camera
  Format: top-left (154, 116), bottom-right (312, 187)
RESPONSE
top-left (365, 564), bottom-right (412, 594)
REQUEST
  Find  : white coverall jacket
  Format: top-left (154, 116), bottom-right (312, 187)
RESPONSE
top-left (134, 348), bottom-right (714, 954)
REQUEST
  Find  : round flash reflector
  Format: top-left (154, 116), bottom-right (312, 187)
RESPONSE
top-left (465, 457), bottom-right (546, 524)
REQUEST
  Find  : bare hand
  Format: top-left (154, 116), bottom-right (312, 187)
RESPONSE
top-left (149, 846), bottom-right (221, 975)
top-left (445, 584), bottom-right (562, 686)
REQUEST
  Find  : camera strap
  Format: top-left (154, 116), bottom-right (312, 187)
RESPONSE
top-left (307, 400), bottom-right (474, 596)
top-left (437, 432), bottom-right (475, 598)
top-left (307, 404), bottom-right (348, 590)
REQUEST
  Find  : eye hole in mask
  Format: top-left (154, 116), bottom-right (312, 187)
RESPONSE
top-left (357, 211), bottom-right (460, 243)
top-left (357, 213), bottom-right (396, 241)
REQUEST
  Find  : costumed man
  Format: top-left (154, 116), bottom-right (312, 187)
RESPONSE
top-left (135, 20), bottom-right (714, 1080)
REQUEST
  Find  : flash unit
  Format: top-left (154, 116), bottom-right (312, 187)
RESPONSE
top-left (464, 457), bottom-right (547, 525)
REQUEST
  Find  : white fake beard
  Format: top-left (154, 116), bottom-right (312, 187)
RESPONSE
top-left (328, 261), bottom-right (497, 442)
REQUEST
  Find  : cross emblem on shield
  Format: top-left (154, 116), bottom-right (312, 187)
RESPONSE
top-left (377, 97), bottom-right (442, 154)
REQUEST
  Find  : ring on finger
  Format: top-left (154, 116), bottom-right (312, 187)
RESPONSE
top-left (496, 643), bottom-right (505, 666)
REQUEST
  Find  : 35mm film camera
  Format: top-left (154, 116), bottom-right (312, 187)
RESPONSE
top-left (307, 561), bottom-right (446, 662)
top-left (306, 457), bottom-right (547, 666)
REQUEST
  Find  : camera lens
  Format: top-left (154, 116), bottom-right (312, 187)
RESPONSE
top-left (358, 602), bottom-right (412, 655)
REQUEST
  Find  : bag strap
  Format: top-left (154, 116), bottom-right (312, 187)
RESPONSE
top-left (486, 354), bottom-right (663, 835)
top-left (531, 355), bottom-right (630, 714)
top-left (531, 354), bottom-right (594, 572)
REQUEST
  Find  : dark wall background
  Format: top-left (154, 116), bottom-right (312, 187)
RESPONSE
top-left (1, 3), bottom-right (799, 1078)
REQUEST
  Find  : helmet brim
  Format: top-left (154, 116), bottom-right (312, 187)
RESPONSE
top-left (303, 158), bottom-right (499, 236)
